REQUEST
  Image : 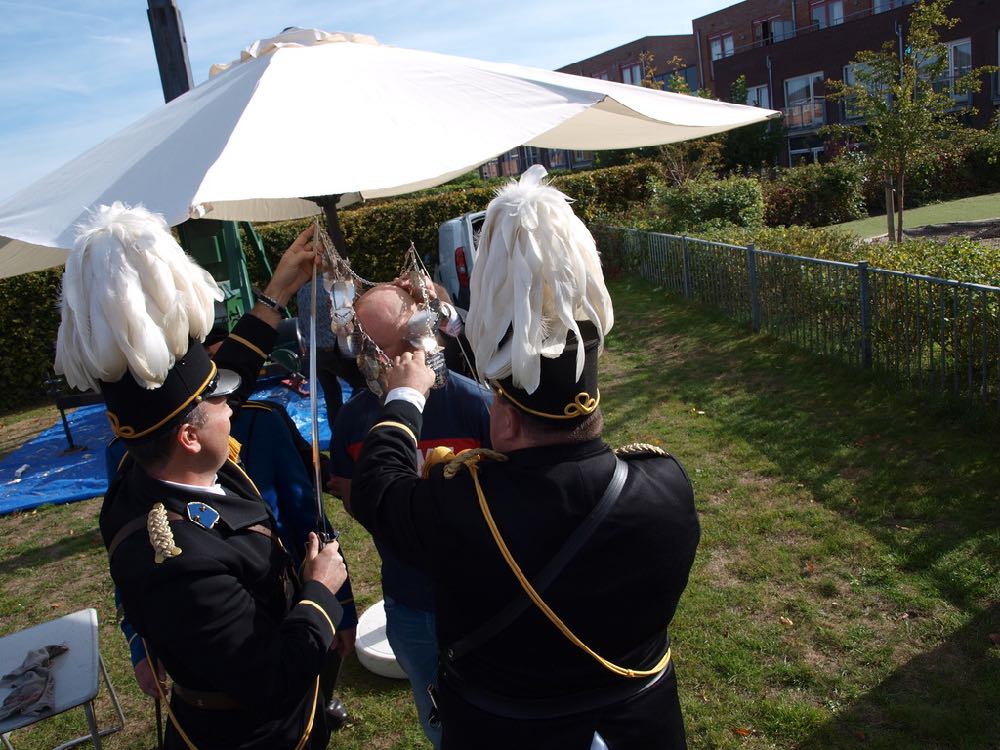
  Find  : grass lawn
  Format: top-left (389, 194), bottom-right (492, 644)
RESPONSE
top-left (832, 192), bottom-right (1000, 239)
top-left (1, 277), bottom-right (998, 749)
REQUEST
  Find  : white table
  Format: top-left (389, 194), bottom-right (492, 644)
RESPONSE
top-left (0, 608), bottom-right (124, 749)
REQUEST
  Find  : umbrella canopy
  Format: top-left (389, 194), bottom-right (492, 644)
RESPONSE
top-left (0, 28), bottom-right (779, 278)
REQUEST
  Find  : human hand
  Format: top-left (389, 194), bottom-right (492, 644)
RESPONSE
top-left (302, 533), bottom-right (347, 594)
top-left (133, 657), bottom-right (166, 699)
top-left (386, 350), bottom-right (435, 397)
top-left (395, 271), bottom-right (436, 303)
top-left (262, 225), bottom-right (320, 305)
top-left (331, 627), bottom-right (357, 657)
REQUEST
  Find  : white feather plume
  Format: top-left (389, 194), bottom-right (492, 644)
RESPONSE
top-left (466, 165), bottom-right (614, 394)
top-left (55, 203), bottom-right (223, 391)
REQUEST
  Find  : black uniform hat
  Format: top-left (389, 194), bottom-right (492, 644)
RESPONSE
top-left (465, 166), bottom-right (614, 424)
top-left (490, 322), bottom-right (600, 423)
top-left (100, 340), bottom-right (240, 441)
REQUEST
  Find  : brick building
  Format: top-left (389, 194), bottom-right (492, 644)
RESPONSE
top-left (692, 0), bottom-right (1000, 164)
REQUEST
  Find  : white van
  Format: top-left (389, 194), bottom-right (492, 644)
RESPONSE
top-left (435, 210), bottom-right (485, 310)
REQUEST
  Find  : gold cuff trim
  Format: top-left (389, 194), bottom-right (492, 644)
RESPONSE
top-left (370, 420), bottom-right (418, 447)
top-left (300, 599), bottom-right (336, 638)
top-left (109, 363), bottom-right (218, 439)
top-left (494, 383), bottom-right (600, 420)
top-left (227, 333), bottom-right (266, 360)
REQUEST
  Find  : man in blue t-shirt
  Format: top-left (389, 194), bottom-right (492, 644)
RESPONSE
top-left (329, 283), bottom-right (490, 748)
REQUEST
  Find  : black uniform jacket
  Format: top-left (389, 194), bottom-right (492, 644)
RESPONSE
top-left (100, 315), bottom-right (342, 750)
top-left (352, 399), bottom-right (700, 703)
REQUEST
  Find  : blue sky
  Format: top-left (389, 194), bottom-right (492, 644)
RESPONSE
top-left (0, 0), bottom-right (734, 201)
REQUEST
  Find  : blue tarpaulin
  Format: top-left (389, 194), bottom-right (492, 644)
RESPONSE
top-left (0, 377), bottom-right (349, 516)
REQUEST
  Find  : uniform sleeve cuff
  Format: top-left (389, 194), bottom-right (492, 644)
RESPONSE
top-left (298, 580), bottom-right (344, 641)
top-left (385, 387), bottom-right (426, 412)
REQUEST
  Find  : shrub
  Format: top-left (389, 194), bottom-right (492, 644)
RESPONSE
top-left (657, 175), bottom-right (766, 233)
top-left (684, 225), bottom-right (998, 286)
top-left (763, 161), bottom-right (866, 227)
top-left (697, 224), bottom-right (866, 262)
top-left (0, 269), bottom-right (64, 412)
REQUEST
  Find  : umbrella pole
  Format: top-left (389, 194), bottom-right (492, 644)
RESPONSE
top-left (312, 195), bottom-right (347, 256)
top-left (307, 257), bottom-right (329, 546)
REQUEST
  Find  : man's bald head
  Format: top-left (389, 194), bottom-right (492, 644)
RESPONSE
top-left (354, 284), bottom-right (420, 359)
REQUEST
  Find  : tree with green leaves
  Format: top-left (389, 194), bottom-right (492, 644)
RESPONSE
top-left (824, 0), bottom-right (996, 241)
top-left (721, 75), bottom-right (783, 174)
top-left (656, 55), bottom-right (724, 185)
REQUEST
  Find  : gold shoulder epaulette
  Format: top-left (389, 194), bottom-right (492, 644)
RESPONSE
top-left (616, 442), bottom-right (669, 458)
top-left (148, 502), bottom-right (182, 564)
top-left (441, 448), bottom-right (508, 478)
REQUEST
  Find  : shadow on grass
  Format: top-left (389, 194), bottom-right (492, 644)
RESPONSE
top-left (0, 526), bottom-right (103, 579)
top-left (603, 279), bottom-right (1000, 611)
top-left (795, 602), bottom-right (1000, 749)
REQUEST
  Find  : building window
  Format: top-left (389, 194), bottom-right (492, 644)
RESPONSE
top-left (621, 62), bottom-right (642, 86)
top-left (753, 17), bottom-right (776, 46)
top-left (753, 18), bottom-right (793, 46)
top-left (783, 72), bottom-right (825, 129)
top-left (842, 63), bottom-right (880, 119)
top-left (873, 0), bottom-right (915, 12)
top-left (656, 65), bottom-right (698, 92)
top-left (479, 159), bottom-right (500, 180)
top-left (787, 134), bottom-right (825, 165)
top-left (710, 33), bottom-right (734, 61)
top-left (501, 148), bottom-right (520, 176)
top-left (941, 38), bottom-right (973, 103)
top-left (810, 0), bottom-right (844, 29)
top-left (947, 38), bottom-right (973, 78)
top-left (548, 149), bottom-right (567, 169)
top-left (592, 71), bottom-right (609, 81)
top-left (746, 84), bottom-right (770, 109)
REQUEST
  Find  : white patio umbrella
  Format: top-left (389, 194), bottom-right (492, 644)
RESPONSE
top-left (0, 28), bottom-right (779, 278)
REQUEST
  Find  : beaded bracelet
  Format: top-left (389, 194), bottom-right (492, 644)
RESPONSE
top-left (252, 288), bottom-right (288, 317)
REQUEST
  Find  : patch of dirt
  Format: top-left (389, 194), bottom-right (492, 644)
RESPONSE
top-left (870, 219), bottom-right (1000, 248)
top-left (0, 411), bottom-right (57, 459)
top-left (701, 547), bottom-right (740, 588)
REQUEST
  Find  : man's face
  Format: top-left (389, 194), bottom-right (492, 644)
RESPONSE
top-left (192, 395), bottom-right (233, 471)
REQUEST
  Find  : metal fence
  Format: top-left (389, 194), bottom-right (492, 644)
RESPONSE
top-left (596, 227), bottom-right (1000, 415)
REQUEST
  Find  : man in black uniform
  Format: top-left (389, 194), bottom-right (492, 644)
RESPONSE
top-left (350, 166), bottom-right (701, 749)
top-left (55, 205), bottom-right (347, 750)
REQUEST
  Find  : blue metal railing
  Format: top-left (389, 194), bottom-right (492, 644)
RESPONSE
top-left (597, 227), bottom-right (1000, 415)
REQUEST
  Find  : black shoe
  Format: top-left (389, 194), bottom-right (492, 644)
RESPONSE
top-left (325, 696), bottom-right (350, 731)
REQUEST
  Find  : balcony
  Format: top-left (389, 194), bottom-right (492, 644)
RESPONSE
top-left (719, 2), bottom-right (915, 59)
top-left (783, 97), bottom-right (826, 130)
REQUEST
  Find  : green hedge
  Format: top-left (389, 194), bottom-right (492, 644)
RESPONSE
top-left (763, 161), bottom-right (866, 227)
top-left (605, 174), bottom-right (765, 235)
top-left (0, 269), bottom-right (64, 412)
top-left (0, 162), bottom-right (658, 413)
top-left (696, 224), bottom-right (1000, 286)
